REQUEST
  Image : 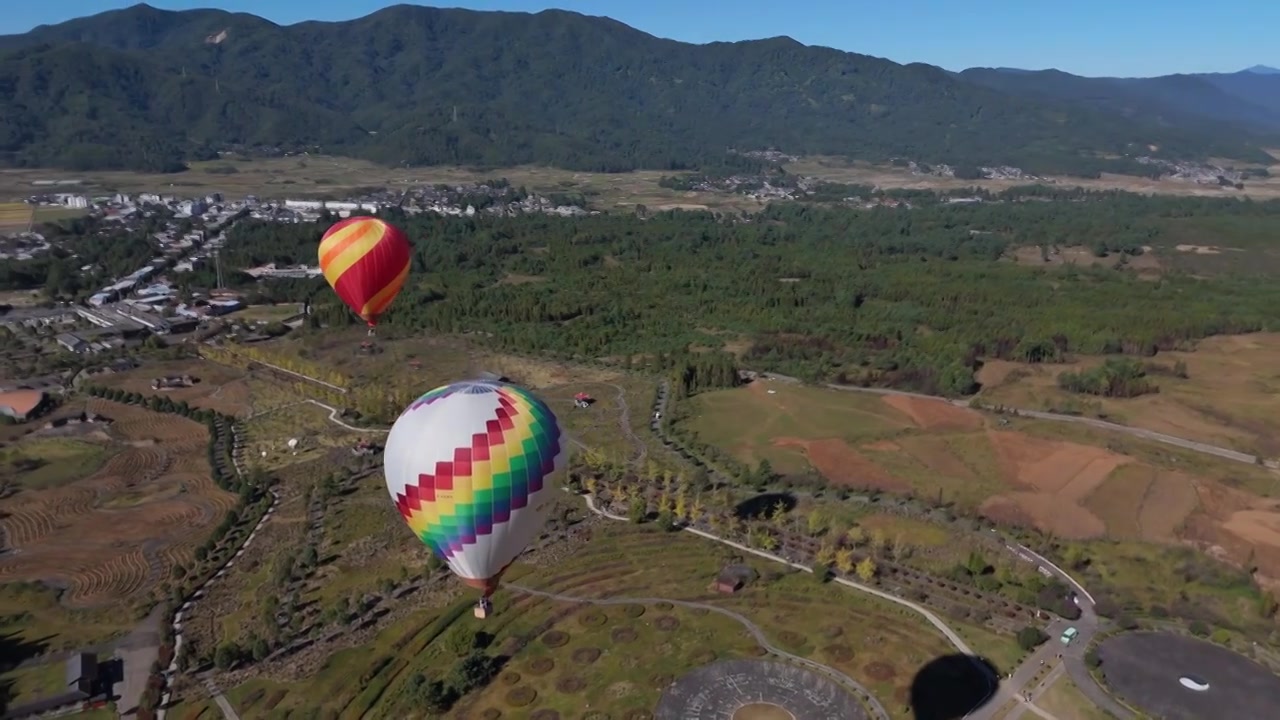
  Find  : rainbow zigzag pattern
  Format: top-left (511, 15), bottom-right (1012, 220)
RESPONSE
top-left (393, 382), bottom-right (562, 561)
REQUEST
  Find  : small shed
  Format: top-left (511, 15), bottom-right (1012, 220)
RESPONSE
top-left (712, 564), bottom-right (758, 595)
top-left (65, 652), bottom-right (98, 695)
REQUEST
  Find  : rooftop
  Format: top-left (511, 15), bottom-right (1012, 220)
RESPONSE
top-left (0, 389), bottom-right (45, 416)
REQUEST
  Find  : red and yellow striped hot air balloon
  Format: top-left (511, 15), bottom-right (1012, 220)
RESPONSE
top-left (317, 217), bottom-right (412, 332)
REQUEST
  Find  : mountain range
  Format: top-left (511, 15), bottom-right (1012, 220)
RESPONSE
top-left (957, 66), bottom-right (1280, 138)
top-left (0, 3), bottom-right (1275, 176)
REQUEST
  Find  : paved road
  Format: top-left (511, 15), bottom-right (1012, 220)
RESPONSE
top-left (507, 583), bottom-right (890, 719)
top-left (1004, 663), bottom-right (1066, 720)
top-left (218, 362), bottom-right (1185, 718)
top-left (999, 545), bottom-right (1132, 720)
top-left (203, 676), bottom-right (242, 720)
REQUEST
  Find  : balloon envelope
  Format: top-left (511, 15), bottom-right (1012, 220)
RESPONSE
top-left (383, 380), bottom-right (567, 596)
top-left (317, 217), bottom-right (411, 326)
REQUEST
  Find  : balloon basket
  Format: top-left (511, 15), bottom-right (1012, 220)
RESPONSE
top-left (474, 598), bottom-right (493, 620)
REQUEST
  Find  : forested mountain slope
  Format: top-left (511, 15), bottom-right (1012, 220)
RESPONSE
top-left (959, 66), bottom-right (1280, 138)
top-left (0, 3), bottom-right (1269, 174)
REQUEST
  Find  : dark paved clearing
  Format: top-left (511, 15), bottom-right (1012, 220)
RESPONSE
top-left (653, 658), bottom-right (869, 720)
top-left (1098, 632), bottom-right (1280, 720)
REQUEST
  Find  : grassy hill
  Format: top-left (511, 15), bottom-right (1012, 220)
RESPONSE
top-left (0, 3), bottom-right (1270, 175)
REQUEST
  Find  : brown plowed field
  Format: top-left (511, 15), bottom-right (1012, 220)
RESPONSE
top-left (881, 395), bottom-right (984, 430)
top-left (774, 437), bottom-right (907, 492)
top-left (0, 400), bottom-right (238, 607)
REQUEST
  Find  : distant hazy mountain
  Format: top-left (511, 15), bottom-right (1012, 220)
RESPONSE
top-left (0, 3), bottom-right (1271, 174)
top-left (958, 66), bottom-right (1280, 140)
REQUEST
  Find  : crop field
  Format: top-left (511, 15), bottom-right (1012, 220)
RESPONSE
top-left (92, 359), bottom-right (258, 417)
top-left (682, 380), bottom-right (914, 475)
top-left (233, 303), bottom-right (306, 324)
top-left (1, 437), bottom-right (109, 490)
top-left (976, 333), bottom-right (1280, 456)
top-left (679, 383), bottom-right (1280, 593)
top-left (0, 157), bottom-right (764, 213)
top-left (787, 156), bottom-right (1280, 200)
top-left (0, 201), bottom-right (90, 231)
top-left (0, 400), bottom-right (237, 609)
top-left (214, 518), bottom-right (978, 719)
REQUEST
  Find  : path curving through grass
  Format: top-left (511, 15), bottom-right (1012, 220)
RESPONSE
top-left (506, 582), bottom-right (891, 720)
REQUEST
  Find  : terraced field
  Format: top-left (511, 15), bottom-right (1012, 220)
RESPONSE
top-left (0, 401), bottom-right (238, 608)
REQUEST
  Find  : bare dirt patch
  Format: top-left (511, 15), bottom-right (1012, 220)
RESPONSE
top-left (977, 430), bottom-right (1128, 538)
top-left (654, 615), bottom-right (680, 631)
top-left (976, 334), bottom-right (1280, 455)
top-left (571, 647), bottom-right (601, 665)
top-left (881, 395), bottom-right (983, 431)
top-left (577, 609), bottom-right (607, 628)
top-left (980, 493), bottom-right (1106, 539)
top-left (774, 437), bottom-right (906, 492)
top-left (895, 435), bottom-right (975, 479)
top-left (526, 658), bottom-right (554, 676)
top-left (987, 431), bottom-right (1128, 497)
top-left (1175, 244), bottom-right (1226, 254)
top-left (505, 686), bottom-right (537, 707)
top-left (776, 631), bottom-right (804, 648)
top-left (864, 661), bottom-right (897, 682)
top-left (541, 630), bottom-right (570, 649)
top-left (824, 644), bottom-right (854, 662)
top-left (862, 440), bottom-right (901, 452)
top-left (1140, 471), bottom-right (1202, 541)
top-left (611, 627), bottom-right (638, 643)
top-left (554, 676), bottom-right (586, 694)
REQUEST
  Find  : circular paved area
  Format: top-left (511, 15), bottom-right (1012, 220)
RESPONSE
top-left (1098, 631), bottom-right (1280, 720)
top-left (653, 659), bottom-right (869, 720)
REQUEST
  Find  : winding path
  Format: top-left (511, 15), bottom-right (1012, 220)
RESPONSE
top-left (507, 582), bottom-right (890, 720)
top-left (199, 357), bottom-right (1254, 719)
top-left (579, 493), bottom-right (993, 713)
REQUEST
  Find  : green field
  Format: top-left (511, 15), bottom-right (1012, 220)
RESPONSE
top-left (1037, 672), bottom-right (1113, 720)
top-left (680, 383), bottom-right (912, 473)
top-left (1, 438), bottom-right (109, 490)
top-left (210, 516), bottom-right (1002, 719)
top-left (0, 582), bottom-right (134, 654)
top-left (231, 304), bottom-right (306, 324)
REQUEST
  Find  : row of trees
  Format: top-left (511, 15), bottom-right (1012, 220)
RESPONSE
top-left (1057, 358), bottom-right (1159, 398)
top-left (77, 387), bottom-right (276, 718)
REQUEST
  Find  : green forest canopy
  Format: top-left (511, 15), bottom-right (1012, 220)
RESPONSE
top-left (198, 188), bottom-right (1280, 396)
top-left (0, 4), bottom-right (1269, 175)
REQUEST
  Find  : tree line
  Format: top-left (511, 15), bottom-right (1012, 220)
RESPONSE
top-left (207, 190), bottom-right (1280, 395)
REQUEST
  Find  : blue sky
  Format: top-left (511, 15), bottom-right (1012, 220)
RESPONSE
top-left (3, 0), bottom-right (1276, 78)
